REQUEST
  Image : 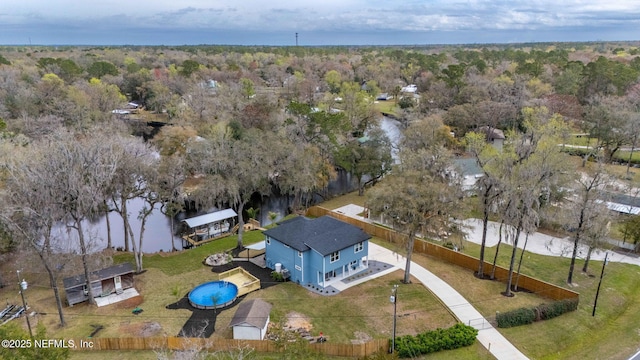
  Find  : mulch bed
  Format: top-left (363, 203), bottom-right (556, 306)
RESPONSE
top-left (166, 253), bottom-right (280, 338)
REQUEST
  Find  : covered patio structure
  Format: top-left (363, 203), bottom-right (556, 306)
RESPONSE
top-left (182, 209), bottom-right (238, 248)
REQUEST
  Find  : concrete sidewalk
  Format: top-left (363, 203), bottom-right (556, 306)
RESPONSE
top-left (366, 242), bottom-right (529, 360)
top-left (333, 204), bottom-right (528, 359)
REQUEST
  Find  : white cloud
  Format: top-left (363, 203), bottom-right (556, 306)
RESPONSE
top-left (0, 0), bottom-right (639, 44)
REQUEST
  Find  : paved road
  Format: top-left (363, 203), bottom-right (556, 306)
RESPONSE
top-left (461, 218), bottom-right (640, 267)
top-left (336, 204), bottom-right (640, 266)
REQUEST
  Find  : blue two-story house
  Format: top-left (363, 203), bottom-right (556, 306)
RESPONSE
top-left (264, 215), bottom-right (371, 288)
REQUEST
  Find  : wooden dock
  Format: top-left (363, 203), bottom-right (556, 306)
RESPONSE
top-left (182, 224), bottom-right (240, 248)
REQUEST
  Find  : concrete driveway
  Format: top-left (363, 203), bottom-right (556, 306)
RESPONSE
top-left (460, 218), bottom-right (640, 267)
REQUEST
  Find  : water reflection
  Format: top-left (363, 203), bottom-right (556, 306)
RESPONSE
top-left (54, 197), bottom-right (183, 254)
top-left (61, 116), bottom-right (403, 253)
top-left (380, 115), bottom-right (402, 162)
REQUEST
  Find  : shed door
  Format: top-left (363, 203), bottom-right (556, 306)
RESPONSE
top-left (114, 275), bottom-right (123, 294)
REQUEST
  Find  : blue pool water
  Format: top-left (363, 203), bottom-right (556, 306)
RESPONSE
top-left (188, 281), bottom-right (238, 310)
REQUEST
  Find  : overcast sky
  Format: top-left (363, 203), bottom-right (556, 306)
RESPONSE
top-left (1, 0), bottom-right (639, 46)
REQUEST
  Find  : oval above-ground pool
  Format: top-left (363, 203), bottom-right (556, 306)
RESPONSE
top-left (188, 280), bottom-right (238, 310)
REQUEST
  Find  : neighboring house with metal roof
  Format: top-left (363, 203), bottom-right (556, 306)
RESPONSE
top-left (264, 216), bottom-right (371, 288)
top-left (63, 263), bottom-right (135, 306)
top-left (601, 192), bottom-right (640, 215)
top-left (229, 299), bottom-right (272, 340)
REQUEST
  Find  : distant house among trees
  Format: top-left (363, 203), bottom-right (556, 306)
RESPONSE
top-left (454, 158), bottom-right (485, 193)
top-left (401, 84), bottom-right (418, 93)
top-left (478, 126), bottom-right (505, 150)
top-left (601, 192), bottom-right (640, 215)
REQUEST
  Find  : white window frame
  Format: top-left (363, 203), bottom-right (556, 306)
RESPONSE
top-left (330, 251), bottom-right (340, 263)
top-left (354, 241), bottom-right (363, 253)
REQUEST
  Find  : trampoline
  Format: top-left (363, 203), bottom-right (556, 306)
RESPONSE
top-left (188, 280), bottom-right (238, 310)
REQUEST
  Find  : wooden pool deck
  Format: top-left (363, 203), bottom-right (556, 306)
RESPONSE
top-left (217, 267), bottom-right (261, 297)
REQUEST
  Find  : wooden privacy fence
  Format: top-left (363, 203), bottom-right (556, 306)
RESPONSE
top-left (68, 337), bottom-right (389, 357)
top-left (307, 206), bottom-right (579, 301)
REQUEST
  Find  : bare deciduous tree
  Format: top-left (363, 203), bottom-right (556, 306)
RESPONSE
top-left (107, 134), bottom-right (159, 272)
top-left (464, 131), bottom-right (503, 278)
top-left (42, 131), bottom-right (117, 304)
top-left (565, 162), bottom-right (613, 284)
top-left (367, 116), bottom-right (464, 284)
top-left (3, 130), bottom-right (118, 306)
top-left (500, 108), bottom-right (569, 296)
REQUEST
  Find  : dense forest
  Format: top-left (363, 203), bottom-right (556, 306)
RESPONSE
top-left (0, 42), bottom-right (639, 330)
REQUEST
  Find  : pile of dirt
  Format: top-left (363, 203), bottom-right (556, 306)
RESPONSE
top-left (284, 311), bottom-right (313, 332)
top-left (139, 322), bottom-right (163, 337)
top-left (266, 311), bottom-right (316, 341)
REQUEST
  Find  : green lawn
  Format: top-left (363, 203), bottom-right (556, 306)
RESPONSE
top-left (562, 135), bottom-right (597, 147)
top-left (373, 99), bottom-right (400, 117)
top-left (10, 185), bottom-right (640, 359)
top-left (113, 230), bottom-right (265, 276)
top-left (412, 234), bottom-right (640, 360)
top-left (315, 191), bottom-right (366, 210)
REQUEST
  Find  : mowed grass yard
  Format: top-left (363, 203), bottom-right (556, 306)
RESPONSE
top-left (4, 175), bottom-right (640, 359)
top-left (0, 225), bottom-right (491, 359)
top-left (314, 185), bottom-right (640, 359)
top-left (372, 226), bottom-right (640, 360)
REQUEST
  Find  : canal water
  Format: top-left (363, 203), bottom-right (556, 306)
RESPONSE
top-left (63, 116), bottom-right (403, 254)
top-left (54, 197), bottom-right (184, 254)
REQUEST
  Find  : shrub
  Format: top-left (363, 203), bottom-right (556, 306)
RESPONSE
top-left (442, 242), bottom-right (456, 250)
top-left (393, 323), bottom-right (477, 358)
top-left (496, 307), bottom-right (535, 328)
top-left (535, 298), bottom-right (579, 321)
top-left (497, 298), bottom-right (579, 328)
top-left (398, 97), bottom-right (415, 109)
top-left (270, 271), bottom-right (284, 282)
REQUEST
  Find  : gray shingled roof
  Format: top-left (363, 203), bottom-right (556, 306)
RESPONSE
top-left (229, 299), bottom-right (272, 329)
top-left (263, 215), bottom-right (371, 256)
top-left (62, 263), bottom-right (134, 289)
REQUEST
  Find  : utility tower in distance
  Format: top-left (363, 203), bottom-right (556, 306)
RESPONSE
top-left (295, 32), bottom-right (298, 46)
